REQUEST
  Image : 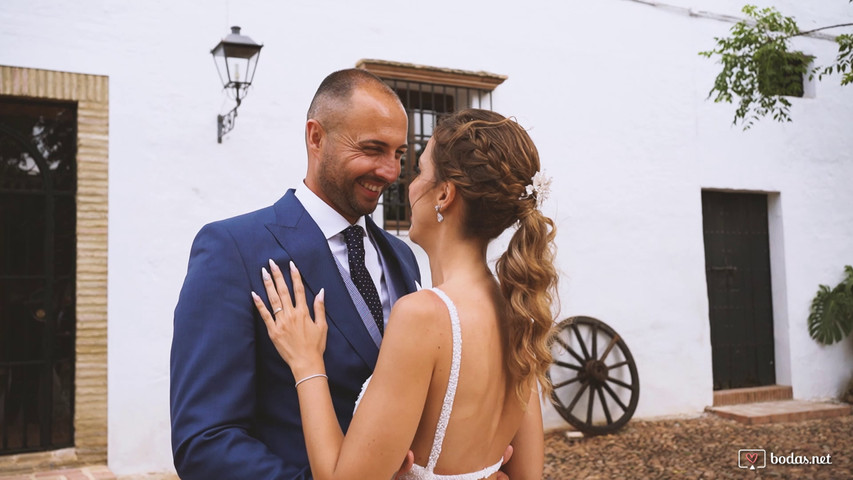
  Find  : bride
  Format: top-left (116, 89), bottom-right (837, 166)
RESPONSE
top-left (252, 109), bottom-right (558, 480)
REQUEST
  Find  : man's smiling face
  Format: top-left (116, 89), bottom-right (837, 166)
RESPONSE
top-left (313, 85), bottom-right (408, 223)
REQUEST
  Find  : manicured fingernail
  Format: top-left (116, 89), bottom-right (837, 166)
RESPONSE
top-left (261, 267), bottom-right (270, 281)
top-left (318, 288), bottom-right (325, 302)
top-left (268, 258), bottom-right (279, 272)
top-left (290, 260), bottom-right (297, 272)
top-left (251, 291), bottom-right (260, 301)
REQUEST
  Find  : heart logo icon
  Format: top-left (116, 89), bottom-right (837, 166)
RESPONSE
top-left (746, 452), bottom-right (759, 464)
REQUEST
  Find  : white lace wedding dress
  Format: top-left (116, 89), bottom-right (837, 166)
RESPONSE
top-left (354, 288), bottom-right (504, 480)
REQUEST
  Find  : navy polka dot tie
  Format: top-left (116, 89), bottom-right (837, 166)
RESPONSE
top-left (343, 225), bottom-right (384, 335)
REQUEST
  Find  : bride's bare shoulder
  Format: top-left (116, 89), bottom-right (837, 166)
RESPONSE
top-left (386, 289), bottom-right (450, 334)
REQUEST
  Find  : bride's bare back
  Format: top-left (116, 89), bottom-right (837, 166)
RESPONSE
top-left (347, 277), bottom-right (543, 480)
top-left (409, 282), bottom-right (524, 474)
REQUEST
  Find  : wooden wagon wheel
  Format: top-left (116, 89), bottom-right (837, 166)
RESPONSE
top-left (547, 316), bottom-right (639, 436)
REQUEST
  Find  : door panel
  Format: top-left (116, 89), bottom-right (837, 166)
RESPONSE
top-left (702, 191), bottom-right (775, 390)
top-left (0, 97), bottom-right (76, 454)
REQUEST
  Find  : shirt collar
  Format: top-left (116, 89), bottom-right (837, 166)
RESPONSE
top-left (295, 181), bottom-right (368, 240)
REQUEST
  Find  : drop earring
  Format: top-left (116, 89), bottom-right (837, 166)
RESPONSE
top-left (435, 205), bottom-right (444, 223)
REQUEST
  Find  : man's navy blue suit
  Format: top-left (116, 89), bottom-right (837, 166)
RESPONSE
top-left (170, 190), bottom-right (421, 479)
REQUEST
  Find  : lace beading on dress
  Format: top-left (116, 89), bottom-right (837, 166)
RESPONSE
top-left (354, 287), bottom-right (503, 480)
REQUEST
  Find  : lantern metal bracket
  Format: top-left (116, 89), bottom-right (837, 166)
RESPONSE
top-left (217, 99), bottom-right (240, 144)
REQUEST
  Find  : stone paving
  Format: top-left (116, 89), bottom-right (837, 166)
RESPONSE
top-left (0, 466), bottom-right (115, 480)
top-left (708, 399), bottom-right (851, 426)
top-left (543, 412), bottom-right (852, 479)
top-left (2, 408), bottom-right (850, 480)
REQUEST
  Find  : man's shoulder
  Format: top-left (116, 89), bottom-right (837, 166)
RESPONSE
top-left (199, 204), bottom-right (276, 237)
top-left (200, 191), bottom-right (299, 236)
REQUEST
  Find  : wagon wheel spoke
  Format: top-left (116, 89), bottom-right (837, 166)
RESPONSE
top-left (607, 376), bottom-right (633, 390)
top-left (553, 377), bottom-right (581, 389)
top-left (598, 334), bottom-right (621, 362)
top-left (586, 385), bottom-right (595, 426)
top-left (571, 323), bottom-right (591, 360)
top-left (591, 321), bottom-right (598, 361)
top-left (597, 385), bottom-right (613, 425)
top-left (601, 381), bottom-right (628, 412)
top-left (554, 360), bottom-right (582, 371)
top-left (607, 360), bottom-right (629, 370)
top-left (567, 382), bottom-right (590, 412)
top-left (553, 335), bottom-right (586, 365)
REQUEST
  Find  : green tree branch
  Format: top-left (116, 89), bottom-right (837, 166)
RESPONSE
top-left (700, 4), bottom-right (853, 129)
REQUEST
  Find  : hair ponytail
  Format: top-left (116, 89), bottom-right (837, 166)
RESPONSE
top-left (431, 108), bottom-right (559, 404)
top-left (496, 207), bottom-right (558, 403)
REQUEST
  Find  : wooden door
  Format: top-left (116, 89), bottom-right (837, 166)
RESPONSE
top-left (702, 191), bottom-right (775, 390)
top-left (0, 96), bottom-right (76, 454)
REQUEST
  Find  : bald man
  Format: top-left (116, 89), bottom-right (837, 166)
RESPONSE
top-left (171, 69), bottom-right (421, 479)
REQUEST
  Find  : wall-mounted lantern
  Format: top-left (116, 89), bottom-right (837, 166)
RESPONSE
top-left (211, 26), bottom-right (263, 143)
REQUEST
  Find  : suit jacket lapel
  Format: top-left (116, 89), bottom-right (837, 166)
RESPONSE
top-left (265, 190), bottom-right (380, 369)
top-left (365, 216), bottom-right (420, 297)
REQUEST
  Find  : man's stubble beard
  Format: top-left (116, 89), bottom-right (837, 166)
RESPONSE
top-left (317, 151), bottom-right (379, 220)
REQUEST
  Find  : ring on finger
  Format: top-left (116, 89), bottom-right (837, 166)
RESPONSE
top-left (273, 307), bottom-right (283, 315)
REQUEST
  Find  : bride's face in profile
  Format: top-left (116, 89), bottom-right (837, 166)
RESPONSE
top-left (407, 138), bottom-right (440, 246)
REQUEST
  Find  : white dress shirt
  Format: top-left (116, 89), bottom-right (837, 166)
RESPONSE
top-left (294, 182), bottom-right (391, 324)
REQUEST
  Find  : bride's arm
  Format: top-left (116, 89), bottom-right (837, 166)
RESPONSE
top-left (301, 294), bottom-right (437, 480)
top-left (254, 261), bottom-right (438, 480)
top-left (502, 388), bottom-right (545, 480)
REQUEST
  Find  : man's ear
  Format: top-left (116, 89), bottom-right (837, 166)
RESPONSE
top-left (305, 119), bottom-right (325, 153)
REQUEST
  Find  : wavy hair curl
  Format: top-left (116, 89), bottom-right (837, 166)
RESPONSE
top-left (430, 109), bottom-right (558, 402)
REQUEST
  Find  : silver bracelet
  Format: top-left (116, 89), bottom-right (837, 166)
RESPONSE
top-left (295, 373), bottom-right (328, 388)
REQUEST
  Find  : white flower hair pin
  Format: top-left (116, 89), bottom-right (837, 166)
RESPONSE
top-left (519, 170), bottom-right (552, 207)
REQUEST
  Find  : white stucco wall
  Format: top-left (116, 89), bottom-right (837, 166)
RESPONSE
top-left (1, 0), bottom-right (852, 476)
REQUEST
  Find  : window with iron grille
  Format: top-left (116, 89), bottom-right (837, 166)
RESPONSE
top-left (356, 60), bottom-right (506, 234)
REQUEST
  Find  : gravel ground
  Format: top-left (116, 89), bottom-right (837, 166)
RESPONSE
top-left (543, 413), bottom-right (852, 479)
